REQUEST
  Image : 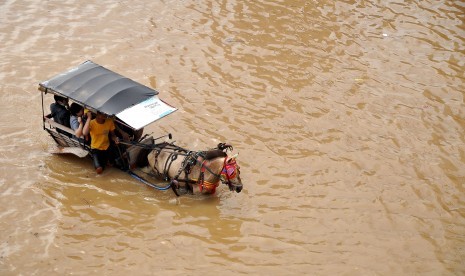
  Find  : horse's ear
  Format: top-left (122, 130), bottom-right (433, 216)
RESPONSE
top-left (217, 143), bottom-right (233, 152)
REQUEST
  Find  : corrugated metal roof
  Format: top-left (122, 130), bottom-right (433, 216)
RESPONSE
top-left (39, 60), bottom-right (158, 115)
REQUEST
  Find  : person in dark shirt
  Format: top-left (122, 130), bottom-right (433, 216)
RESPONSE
top-left (50, 95), bottom-right (70, 135)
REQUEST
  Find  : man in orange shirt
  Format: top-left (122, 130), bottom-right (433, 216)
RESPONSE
top-left (83, 112), bottom-right (119, 174)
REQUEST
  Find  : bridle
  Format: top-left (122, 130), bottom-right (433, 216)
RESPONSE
top-left (219, 157), bottom-right (243, 193)
top-left (193, 155), bottom-right (243, 194)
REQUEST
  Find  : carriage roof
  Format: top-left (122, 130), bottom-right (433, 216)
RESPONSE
top-left (39, 60), bottom-right (176, 130)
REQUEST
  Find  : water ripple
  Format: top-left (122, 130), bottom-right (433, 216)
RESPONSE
top-left (0, 0), bottom-right (464, 274)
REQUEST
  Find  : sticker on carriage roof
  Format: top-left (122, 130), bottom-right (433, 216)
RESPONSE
top-left (116, 96), bottom-right (177, 130)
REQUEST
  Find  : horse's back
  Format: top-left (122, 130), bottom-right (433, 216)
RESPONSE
top-left (147, 147), bottom-right (185, 179)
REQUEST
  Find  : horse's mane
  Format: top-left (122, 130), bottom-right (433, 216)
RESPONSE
top-left (203, 150), bottom-right (227, 160)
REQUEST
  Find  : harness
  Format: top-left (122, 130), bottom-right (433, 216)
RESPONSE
top-left (171, 151), bottom-right (224, 195)
top-left (129, 142), bottom-right (238, 196)
top-left (149, 143), bottom-right (235, 196)
top-left (191, 159), bottom-right (223, 194)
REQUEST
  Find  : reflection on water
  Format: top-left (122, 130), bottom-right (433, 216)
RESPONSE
top-left (0, 0), bottom-right (464, 274)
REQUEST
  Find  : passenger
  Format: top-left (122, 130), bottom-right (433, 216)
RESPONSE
top-left (69, 103), bottom-right (91, 141)
top-left (82, 112), bottom-right (120, 174)
top-left (50, 95), bottom-right (71, 135)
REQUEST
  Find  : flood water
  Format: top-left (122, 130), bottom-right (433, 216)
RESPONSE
top-left (1, 0), bottom-right (464, 275)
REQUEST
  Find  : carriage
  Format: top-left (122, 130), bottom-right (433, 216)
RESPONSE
top-left (40, 61), bottom-right (243, 196)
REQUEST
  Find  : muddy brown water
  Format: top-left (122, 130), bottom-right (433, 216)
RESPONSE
top-left (0, 0), bottom-right (464, 275)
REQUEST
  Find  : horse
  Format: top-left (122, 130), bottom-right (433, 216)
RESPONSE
top-left (142, 142), bottom-right (243, 196)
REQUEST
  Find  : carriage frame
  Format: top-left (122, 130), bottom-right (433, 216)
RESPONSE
top-left (40, 60), bottom-right (177, 189)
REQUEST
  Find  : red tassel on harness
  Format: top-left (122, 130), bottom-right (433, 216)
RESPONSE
top-left (197, 160), bottom-right (219, 194)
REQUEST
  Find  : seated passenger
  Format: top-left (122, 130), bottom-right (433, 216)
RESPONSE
top-left (69, 103), bottom-right (90, 142)
top-left (50, 95), bottom-right (71, 136)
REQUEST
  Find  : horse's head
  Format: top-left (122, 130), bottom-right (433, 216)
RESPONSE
top-left (220, 155), bottom-right (243, 193)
